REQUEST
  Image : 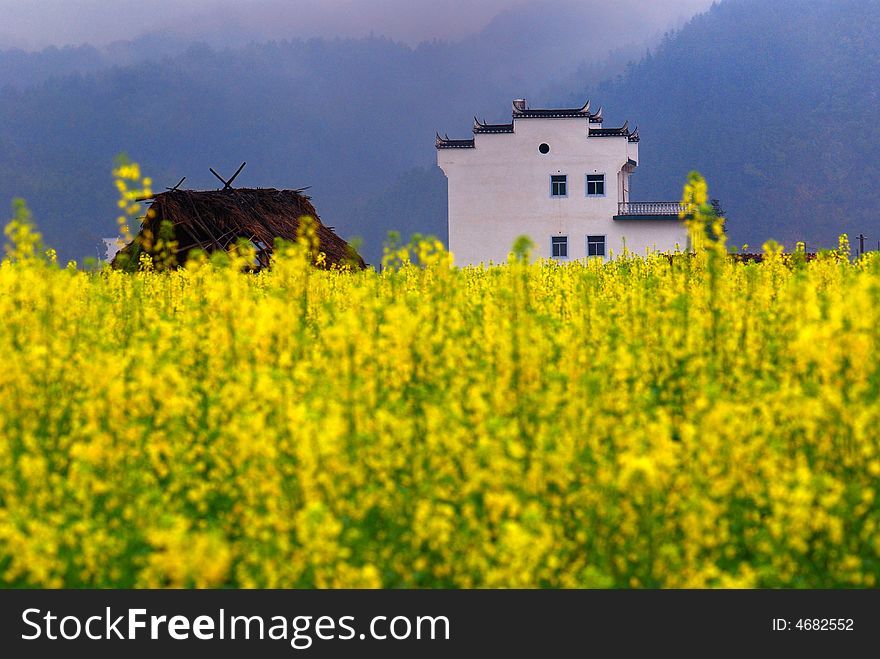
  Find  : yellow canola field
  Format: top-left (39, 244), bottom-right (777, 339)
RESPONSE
top-left (1, 206), bottom-right (879, 588)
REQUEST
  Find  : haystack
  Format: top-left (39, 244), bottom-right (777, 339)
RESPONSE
top-left (112, 187), bottom-right (365, 269)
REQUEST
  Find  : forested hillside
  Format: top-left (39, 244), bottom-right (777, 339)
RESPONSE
top-left (576, 0), bottom-right (880, 251)
top-left (1, 0), bottom-right (877, 262)
top-left (0, 1), bottom-right (651, 263)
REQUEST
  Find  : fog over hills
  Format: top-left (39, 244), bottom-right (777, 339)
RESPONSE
top-left (0, 0), bottom-right (705, 263)
top-left (1, 0), bottom-right (876, 263)
top-left (574, 0), bottom-right (880, 252)
top-left (0, 1), bottom-right (711, 50)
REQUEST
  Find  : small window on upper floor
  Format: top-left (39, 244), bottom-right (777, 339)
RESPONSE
top-left (586, 174), bottom-right (606, 197)
top-left (552, 236), bottom-right (568, 259)
top-left (587, 235), bottom-right (606, 257)
top-left (551, 175), bottom-right (567, 197)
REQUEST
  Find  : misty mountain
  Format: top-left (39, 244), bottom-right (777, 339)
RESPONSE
top-left (1, 0), bottom-right (877, 264)
top-left (0, 34), bottom-right (197, 89)
top-left (571, 0), bottom-right (880, 251)
top-left (0, 2), bottom-right (655, 264)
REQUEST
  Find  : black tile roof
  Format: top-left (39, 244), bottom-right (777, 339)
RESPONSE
top-left (436, 133), bottom-right (475, 149)
top-left (436, 100), bottom-right (639, 148)
top-left (588, 122), bottom-right (640, 142)
top-left (473, 118), bottom-right (514, 134)
top-left (589, 121), bottom-right (629, 137)
top-left (512, 99), bottom-right (600, 119)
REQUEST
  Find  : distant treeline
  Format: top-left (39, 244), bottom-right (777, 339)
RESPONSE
top-left (1, 0), bottom-right (878, 264)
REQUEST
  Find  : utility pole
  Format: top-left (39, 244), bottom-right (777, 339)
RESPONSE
top-left (858, 233), bottom-right (866, 258)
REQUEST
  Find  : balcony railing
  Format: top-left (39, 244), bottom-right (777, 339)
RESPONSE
top-left (617, 201), bottom-right (686, 216)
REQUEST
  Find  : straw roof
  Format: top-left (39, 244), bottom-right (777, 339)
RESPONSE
top-left (113, 187), bottom-right (365, 270)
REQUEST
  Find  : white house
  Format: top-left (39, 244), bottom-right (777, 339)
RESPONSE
top-left (436, 99), bottom-right (688, 265)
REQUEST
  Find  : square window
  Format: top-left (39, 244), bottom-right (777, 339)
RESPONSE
top-left (587, 235), bottom-right (606, 257)
top-left (552, 236), bottom-right (568, 258)
top-left (586, 174), bottom-right (605, 196)
top-left (551, 175), bottom-right (567, 197)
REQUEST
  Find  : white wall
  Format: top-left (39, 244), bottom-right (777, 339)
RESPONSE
top-left (437, 114), bottom-right (687, 266)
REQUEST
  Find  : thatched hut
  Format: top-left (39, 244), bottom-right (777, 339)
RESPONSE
top-left (113, 187), bottom-right (365, 269)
